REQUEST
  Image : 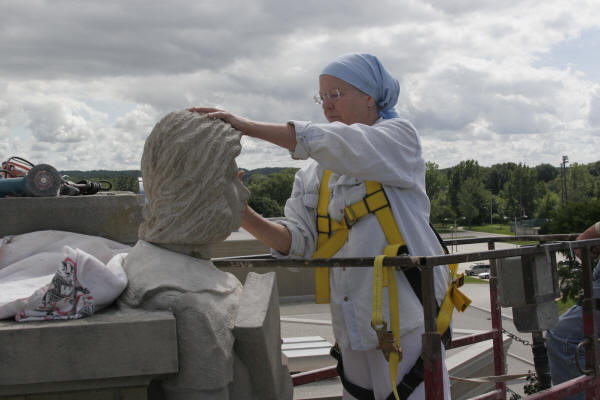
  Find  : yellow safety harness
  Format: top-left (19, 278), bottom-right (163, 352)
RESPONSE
top-left (311, 169), bottom-right (471, 400)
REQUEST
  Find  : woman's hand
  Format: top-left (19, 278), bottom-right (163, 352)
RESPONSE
top-left (187, 107), bottom-right (252, 133)
top-left (188, 107), bottom-right (297, 151)
top-left (575, 222), bottom-right (600, 260)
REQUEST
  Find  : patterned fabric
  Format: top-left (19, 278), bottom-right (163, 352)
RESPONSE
top-left (16, 253), bottom-right (95, 321)
top-left (0, 239), bottom-right (128, 322)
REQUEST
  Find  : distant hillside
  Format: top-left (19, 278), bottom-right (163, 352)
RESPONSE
top-left (60, 170), bottom-right (141, 179)
top-left (240, 167), bottom-right (290, 178)
top-left (241, 167), bottom-right (298, 182)
top-left (60, 168), bottom-right (293, 180)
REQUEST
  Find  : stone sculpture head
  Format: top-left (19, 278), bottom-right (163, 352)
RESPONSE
top-left (138, 110), bottom-right (249, 252)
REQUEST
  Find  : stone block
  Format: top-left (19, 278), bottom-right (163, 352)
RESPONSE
top-left (497, 253), bottom-right (559, 332)
top-left (513, 302), bottom-right (559, 332)
top-left (0, 307), bottom-right (177, 394)
top-left (209, 239), bottom-right (269, 258)
top-left (222, 265), bottom-right (315, 300)
top-left (28, 389), bottom-right (115, 400)
top-left (0, 194), bottom-right (144, 245)
top-left (233, 272), bottom-right (293, 400)
top-left (497, 253), bottom-right (559, 308)
top-left (119, 387), bottom-right (148, 400)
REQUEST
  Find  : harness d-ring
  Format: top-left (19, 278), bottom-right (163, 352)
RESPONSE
top-left (575, 338), bottom-right (593, 375)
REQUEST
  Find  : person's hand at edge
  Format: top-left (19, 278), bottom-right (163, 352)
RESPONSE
top-left (575, 221), bottom-right (600, 260)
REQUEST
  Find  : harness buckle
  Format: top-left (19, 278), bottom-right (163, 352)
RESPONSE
top-left (371, 321), bottom-right (402, 362)
top-left (343, 206), bottom-right (357, 228)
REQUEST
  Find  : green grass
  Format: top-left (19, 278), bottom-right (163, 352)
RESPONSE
top-left (433, 227), bottom-right (454, 234)
top-left (468, 224), bottom-right (513, 235)
top-left (463, 280), bottom-right (574, 316)
top-left (468, 224), bottom-right (537, 246)
top-left (464, 276), bottom-right (489, 284)
top-left (557, 298), bottom-right (576, 315)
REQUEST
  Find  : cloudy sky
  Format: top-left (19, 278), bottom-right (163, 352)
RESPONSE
top-left (1, 0), bottom-right (599, 172)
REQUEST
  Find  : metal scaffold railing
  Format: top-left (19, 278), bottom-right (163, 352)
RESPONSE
top-left (213, 234), bottom-right (600, 399)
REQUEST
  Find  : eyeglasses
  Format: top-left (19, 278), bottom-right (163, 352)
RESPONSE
top-left (313, 89), bottom-right (343, 105)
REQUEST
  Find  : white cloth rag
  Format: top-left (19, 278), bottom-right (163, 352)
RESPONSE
top-left (0, 239), bottom-right (127, 321)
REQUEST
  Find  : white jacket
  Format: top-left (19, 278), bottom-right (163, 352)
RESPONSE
top-left (275, 118), bottom-right (450, 351)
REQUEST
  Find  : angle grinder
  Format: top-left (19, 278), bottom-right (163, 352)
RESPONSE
top-left (0, 164), bottom-right (62, 198)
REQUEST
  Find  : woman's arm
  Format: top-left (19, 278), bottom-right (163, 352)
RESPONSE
top-left (241, 205), bottom-right (291, 255)
top-left (188, 107), bottom-right (297, 151)
top-left (291, 119), bottom-right (424, 187)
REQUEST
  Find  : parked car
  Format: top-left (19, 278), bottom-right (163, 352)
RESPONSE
top-left (465, 263), bottom-right (490, 276)
top-left (478, 271), bottom-right (490, 279)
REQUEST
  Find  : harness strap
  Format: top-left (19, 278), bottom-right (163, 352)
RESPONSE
top-left (330, 344), bottom-right (426, 400)
top-left (313, 170), bottom-right (470, 398)
top-left (314, 169), bottom-right (333, 304)
top-left (373, 245), bottom-right (403, 400)
top-left (313, 171), bottom-right (470, 330)
top-left (429, 224), bottom-right (471, 336)
top-left (388, 357), bottom-right (424, 400)
top-left (330, 344), bottom-right (376, 400)
top-left (313, 177), bottom-right (405, 300)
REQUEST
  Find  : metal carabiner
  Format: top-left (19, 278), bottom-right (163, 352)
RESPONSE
top-left (575, 338), bottom-right (593, 375)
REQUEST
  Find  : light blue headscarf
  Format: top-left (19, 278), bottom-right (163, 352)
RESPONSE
top-left (321, 53), bottom-right (400, 119)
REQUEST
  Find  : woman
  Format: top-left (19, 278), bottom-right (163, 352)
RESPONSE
top-left (190, 53), bottom-right (450, 400)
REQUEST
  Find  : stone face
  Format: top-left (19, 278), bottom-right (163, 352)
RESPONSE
top-left (138, 111), bottom-right (248, 248)
top-left (0, 307), bottom-right (177, 390)
top-left (233, 272), bottom-right (293, 400)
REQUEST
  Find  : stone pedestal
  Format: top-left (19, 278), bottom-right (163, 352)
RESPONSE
top-left (234, 272), bottom-right (293, 400)
top-left (0, 307), bottom-right (178, 399)
top-left (0, 194), bottom-right (144, 245)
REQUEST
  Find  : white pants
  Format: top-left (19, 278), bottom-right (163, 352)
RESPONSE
top-left (340, 327), bottom-right (450, 400)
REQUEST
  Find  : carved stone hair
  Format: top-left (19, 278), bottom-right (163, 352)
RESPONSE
top-left (139, 110), bottom-right (242, 245)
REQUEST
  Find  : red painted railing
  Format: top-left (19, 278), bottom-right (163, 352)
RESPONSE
top-left (217, 234), bottom-right (600, 398)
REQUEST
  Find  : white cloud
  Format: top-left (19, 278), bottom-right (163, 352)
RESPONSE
top-left (24, 101), bottom-right (94, 143)
top-left (0, 0), bottom-right (599, 171)
top-left (589, 90), bottom-right (600, 127)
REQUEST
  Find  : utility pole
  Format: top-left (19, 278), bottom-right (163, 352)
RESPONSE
top-left (561, 155), bottom-right (569, 206)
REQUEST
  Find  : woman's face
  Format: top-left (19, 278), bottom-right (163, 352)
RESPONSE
top-left (223, 159), bottom-right (250, 230)
top-left (318, 74), bottom-right (377, 125)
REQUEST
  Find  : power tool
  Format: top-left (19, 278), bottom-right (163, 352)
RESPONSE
top-left (60, 178), bottom-right (112, 196)
top-left (0, 164), bottom-right (62, 198)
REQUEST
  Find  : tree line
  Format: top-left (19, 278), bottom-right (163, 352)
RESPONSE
top-left (242, 168), bottom-right (297, 217)
top-left (65, 159), bottom-right (600, 233)
top-left (239, 160), bottom-right (600, 231)
top-left (426, 160), bottom-right (600, 226)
